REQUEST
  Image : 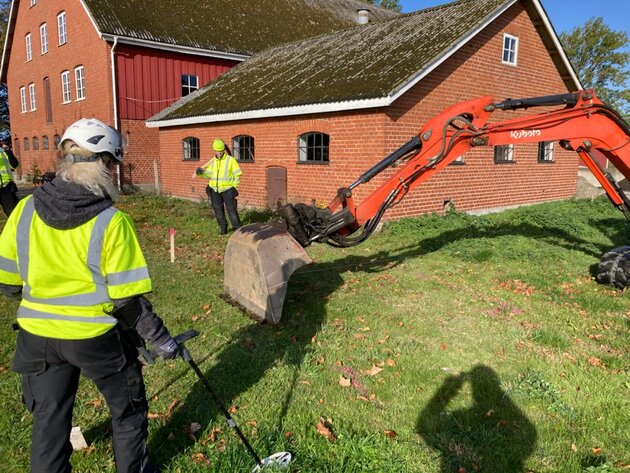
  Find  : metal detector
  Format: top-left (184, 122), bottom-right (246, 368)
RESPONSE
top-left (170, 330), bottom-right (292, 472)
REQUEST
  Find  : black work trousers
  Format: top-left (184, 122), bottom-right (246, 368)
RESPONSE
top-left (0, 181), bottom-right (20, 217)
top-left (208, 186), bottom-right (241, 233)
top-left (13, 328), bottom-right (151, 473)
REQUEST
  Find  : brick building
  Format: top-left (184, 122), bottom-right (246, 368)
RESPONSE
top-left (0, 0), bottom-right (395, 187)
top-left (147, 0), bottom-right (582, 219)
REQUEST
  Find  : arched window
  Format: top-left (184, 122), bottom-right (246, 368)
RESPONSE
top-left (182, 137), bottom-right (200, 161)
top-left (298, 132), bottom-right (329, 163)
top-left (232, 135), bottom-right (254, 161)
top-left (42, 135), bottom-right (49, 150)
top-left (24, 138), bottom-right (30, 150)
top-left (53, 134), bottom-right (61, 148)
top-left (33, 136), bottom-right (39, 150)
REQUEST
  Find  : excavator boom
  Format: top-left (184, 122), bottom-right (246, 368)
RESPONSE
top-left (225, 89), bottom-right (630, 323)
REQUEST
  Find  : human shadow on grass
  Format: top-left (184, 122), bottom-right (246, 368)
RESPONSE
top-left (416, 365), bottom-right (537, 473)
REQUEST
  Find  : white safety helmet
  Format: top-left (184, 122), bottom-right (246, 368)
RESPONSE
top-left (59, 118), bottom-right (123, 162)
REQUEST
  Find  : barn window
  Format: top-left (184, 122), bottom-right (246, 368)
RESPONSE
top-left (24, 138), bottom-right (30, 150)
top-left (57, 12), bottom-right (67, 46)
top-left (61, 71), bottom-right (71, 103)
top-left (53, 134), bottom-right (61, 148)
top-left (29, 83), bottom-right (36, 110)
top-left (40, 23), bottom-right (48, 54)
top-left (25, 34), bottom-right (32, 62)
top-left (181, 75), bottom-right (198, 97)
top-left (502, 34), bottom-right (518, 66)
top-left (182, 137), bottom-right (200, 161)
top-left (20, 87), bottom-right (27, 112)
top-left (233, 135), bottom-right (254, 161)
top-left (538, 141), bottom-right (554, 162)
top-left (74, 66), bottom-right (85, 100)
top-left (298, 132), bottom-right (329, 163)
top-left (494, 144), bottom-right (514, 163)
top-left (42, 135), bottom-right (49, 150)
top-left (33, 137), bottom-right (39, 150)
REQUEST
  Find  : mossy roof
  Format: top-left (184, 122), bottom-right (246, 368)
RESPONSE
top-left (148, 0), bottom-right (514, 125)
top-left (83, 0), bottom-right (398, 55)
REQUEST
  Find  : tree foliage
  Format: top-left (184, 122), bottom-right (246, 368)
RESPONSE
top-left (0, 0), bottom-right (10, 140)
top-left (363, 0), bottom-right (402, 13)
top-left (560, 17), bottom-right (630, 116)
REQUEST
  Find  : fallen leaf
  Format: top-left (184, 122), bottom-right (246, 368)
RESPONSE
top-left (191, 453), bottom-right (211, 465)
top-left (284, 431), bottom-right (293, 439)
top-left (229, 406), bottom-right (238, 414)
top-left (591, 447), bottom-right (603, 455)
top-left (440, 343), bottom-right (448, 351)
top-left (354, 334), bottom-right (365, 340)
top-left (316, 417), bottom-right (336, 442)
top-left (384, 430), bottom-right (397, 439)
top-left (202, 304), bottom-right (210, 311)
top-left (246, 420), bottom-right (257, 427)
top-left (365, 365), bottom-right (383, 376)
top-left (339, 375), bottom-right (352, 388)
top-left (358, 326), bottom-right (371, 332)
top-left (166, 399), bottom-right (179, 419)
top-left (571, 443), bottom-right (577, 452)
top-left (147, 412), bottom-right (161, 420)
top-left (386, 359), bottom-right (396, 367)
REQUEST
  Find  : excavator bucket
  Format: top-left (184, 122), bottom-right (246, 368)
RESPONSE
top-left (223, 222), bottom-right (312, 324)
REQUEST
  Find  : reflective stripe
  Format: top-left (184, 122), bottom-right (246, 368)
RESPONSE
top-left (17, 305), bottom-right (117, 324)
top-left (17, 200), bottom-right (116, 306)
top-left (0, 255), bottom-right (18, 273)
top-left (107, 266), bottom-right (150, 286)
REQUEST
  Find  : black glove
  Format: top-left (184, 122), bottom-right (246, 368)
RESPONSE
top-left (195, 167), bottom-right (204, 175)
top-left (154, 337), bottom-right (179, 360)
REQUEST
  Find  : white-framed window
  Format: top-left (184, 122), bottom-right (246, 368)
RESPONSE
top-left (538, 141), bottom-right (554, 162)
top-left (494, 144), bottom-right (514, 163)
top-left (74, 66), bottom-right (85, 100)
top-left (57, 12), bottom-right (67, 45)
top-left (233, 135), bottom-right (255, 161)
top-left (181, 74), bottom-right (198, 97)
top-left (61, 71), bottom-right (71, 103)
top-left (502, 33), bottom-right (518, 66)
top-left (298, 132), bottom-right (329, 163)
top-left (25, 33), bottom-right (32, 61)
top-left (28, 83), bottom-right (36, 111)
top-left (20, 87), bottom-right (27, 113)
top-left (40, 23), bottom-right (48, 54)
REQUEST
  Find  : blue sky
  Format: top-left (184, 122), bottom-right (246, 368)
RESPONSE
top-left (398, 0), bottom-right (630, 36)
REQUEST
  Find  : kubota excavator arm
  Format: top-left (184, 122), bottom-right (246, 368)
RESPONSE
top-left (225, 89), bottom-right (630, 324)
top-left (279, 89), bottom-right (630, 248)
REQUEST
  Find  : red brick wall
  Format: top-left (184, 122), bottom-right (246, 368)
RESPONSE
top-left (7, 0), bottom-right (114, 177)
top-left (156, 3), bottom-right (579, 221)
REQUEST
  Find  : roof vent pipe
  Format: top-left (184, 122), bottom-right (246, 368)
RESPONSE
top-left (356, 8), bottom-right (370, 25)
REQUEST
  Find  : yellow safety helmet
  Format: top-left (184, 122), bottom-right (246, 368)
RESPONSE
top-left (213, 139), bottom-right (225, 152)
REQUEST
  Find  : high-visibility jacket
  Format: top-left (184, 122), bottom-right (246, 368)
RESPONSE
top-left (0, 149), bottom-right (16, 188)
top-left (0, 196), bottom-right (152, 340)
top-left (199, 152), bottom-right (242, 192)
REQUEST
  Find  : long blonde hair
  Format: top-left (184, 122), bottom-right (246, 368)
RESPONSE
top-left (57, 141), bottom-right (119, 200)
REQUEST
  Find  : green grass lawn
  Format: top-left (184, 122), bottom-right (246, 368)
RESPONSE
top-left (0, 194), bottom-right (628, 472)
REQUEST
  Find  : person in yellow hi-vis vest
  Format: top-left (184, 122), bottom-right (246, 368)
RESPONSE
top-left (195, 139), bottom-right (242, 234)
top-left (0, 139), bottom-right (20, 217)
top-left (0, 118), bottom-right (177, 473)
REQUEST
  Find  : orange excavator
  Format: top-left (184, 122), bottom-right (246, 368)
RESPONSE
top-left (224, 89), bottom-right (630, 324)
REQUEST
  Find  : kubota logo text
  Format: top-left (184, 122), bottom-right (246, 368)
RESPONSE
top-left (510, 129), bottom-right (542, 139)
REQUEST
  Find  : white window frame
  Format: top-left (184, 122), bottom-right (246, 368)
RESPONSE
top-left (28, 83), bottom-right (36, 111)
top-left (502, 33), bottom-right (518, 66)
top-left (25, 33), bottom-right (32, 61)
top-left (74, 66), bottom-right (85, 101)
top-left (181, 74), bottom-right (198, 97)
top-left (494, 144), bottom-right (514, 163)
top-left (61, 71), bottom-right (71, 103)
top-left (57, 12), bottom-right (67, 45)
top-left (40, 23), bottom-right (48, 54)
top-left (538, 141), bottom-right (554, 162)
top-left (20, 87), bottom-right (27, 113)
